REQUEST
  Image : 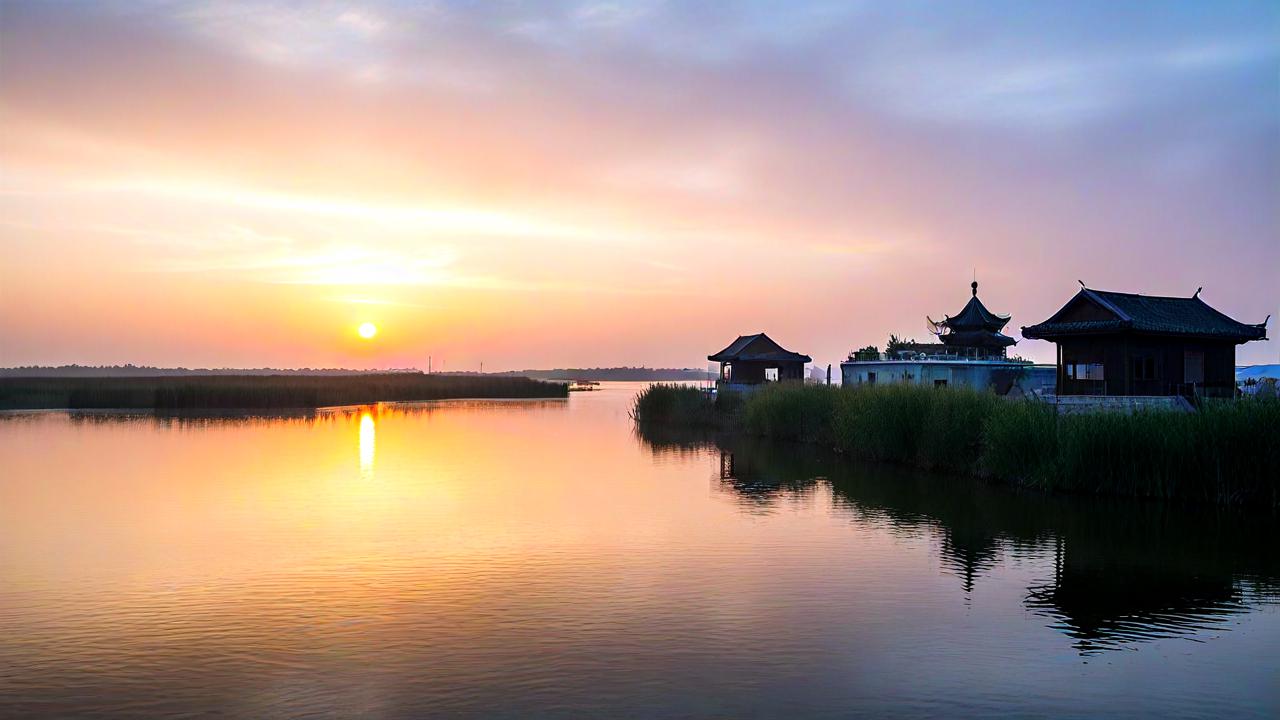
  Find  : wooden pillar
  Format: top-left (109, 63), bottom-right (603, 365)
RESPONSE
top-left (1122, 337), bottom-right (1131, 396)
top-left (1056, 343), bottom-right (1063, 395)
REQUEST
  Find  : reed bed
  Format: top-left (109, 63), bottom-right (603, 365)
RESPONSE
top-left (0, 374), bottom-right (567, 410)
top-left (628, 383), bottom-right (732, 429)
top-left (631, 383), bottom-right (1280, 506)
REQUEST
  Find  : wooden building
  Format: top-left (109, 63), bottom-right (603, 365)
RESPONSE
top-left (709, 333), bottom-right (811, 390)
top-left (1022, 286), bottom-right (1268, 398)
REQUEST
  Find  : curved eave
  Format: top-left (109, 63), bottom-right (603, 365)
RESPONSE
top-left (708, 353), bottom-right (813, 363)
top-left (939, 297), bottom-right (1012, 333)
top-left (1021, 322), bottom-right (1268, 344)
top-left (940, 330), bottom-right (1017, 348)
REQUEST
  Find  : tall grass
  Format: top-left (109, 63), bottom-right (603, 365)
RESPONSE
top-left (981, 400), bottom-right (1057, 482)
top-left (742, 383), bottom-right (839, 444)
top-left (629, 384), bottom-right (726, 429)
top-left (634, 382), bottom-right (1280, 507)
top-left (985, 398), bottom-right (1279, 505)
top-left (0, 374), bottom-right (567, 410)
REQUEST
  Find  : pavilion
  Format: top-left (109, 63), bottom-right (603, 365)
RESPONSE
top-left (709, 333), bottom-right (811, 391)
top-left (1021, 285), bottom-right (1268, 398)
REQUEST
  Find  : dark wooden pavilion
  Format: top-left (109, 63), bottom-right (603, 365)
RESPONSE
top-left (929, 281), bottom-right (1018, 358)
top-left (709, 333), bottom-right (811, 388)
top-left (1022, 285), bottom-right (1268, 398)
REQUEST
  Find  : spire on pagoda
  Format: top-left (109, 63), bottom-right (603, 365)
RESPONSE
top-left (928, 281), bottom-right (1017, 357)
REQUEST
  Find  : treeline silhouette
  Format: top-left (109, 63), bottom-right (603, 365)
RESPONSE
top-left (493, 367), bottom-right (715, 381)
top-left (0, 365), bottom-right (420, 377)
top-left (0, 374), bottom-right (566, 410)
top-left (2, 365), bottom-right (716, 381)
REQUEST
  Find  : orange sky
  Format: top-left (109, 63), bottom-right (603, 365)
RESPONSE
top-left (2, 2), bottom-right (1277, 369)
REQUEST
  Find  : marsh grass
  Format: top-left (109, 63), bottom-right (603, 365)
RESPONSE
top-left (629, 384), bottom-right (726, 429)
top-left (0, 374), bottom-right (567, 410)
top-left (984, 399), bottom-right (1279, 504)
top-left (742, 383), bottom-right (839, 444)
top-left (634, 383), bottom-right (1280, 506)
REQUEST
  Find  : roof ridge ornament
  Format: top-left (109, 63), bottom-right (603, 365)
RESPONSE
top-left (1194, 287), bottom-right (1203, 298)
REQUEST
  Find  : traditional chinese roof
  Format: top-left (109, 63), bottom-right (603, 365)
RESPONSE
top-left (932, 282), bottom-right (1017, 349)
top-left (941, 329), bottom-right (1016, 348)
top-left (1022, 287), bottom-right (1269, 342)
top-left (940, 282), bottom-right (1012, 333)
top-left (708, 333), bottom-right (812, 363)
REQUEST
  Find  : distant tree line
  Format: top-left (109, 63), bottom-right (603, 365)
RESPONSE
top-left (491, 368), bottom-right (716, 381)
top-left (0, 365), bottom-right (420, 378)
top-left (1, 365), bottom-right (717, 381)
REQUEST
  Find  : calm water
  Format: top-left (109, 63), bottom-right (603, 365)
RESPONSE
top-left (1, 382), bottom-right (1277, 718)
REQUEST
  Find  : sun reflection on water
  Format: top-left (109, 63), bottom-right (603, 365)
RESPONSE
top-left (359, 411), bottom-right (375, 479)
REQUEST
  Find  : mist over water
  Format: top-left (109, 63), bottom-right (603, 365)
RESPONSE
top-left (1, 383), bottom-right (1276, 718)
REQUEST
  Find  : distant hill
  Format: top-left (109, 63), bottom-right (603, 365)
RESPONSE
top-left (1237, 365), bottom-right (1280, 382)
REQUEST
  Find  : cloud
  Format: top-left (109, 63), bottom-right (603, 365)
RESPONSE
top-left (102, 178), bottom-right (599, 241)
top-left (1, 0), bottom-right (1276, 366)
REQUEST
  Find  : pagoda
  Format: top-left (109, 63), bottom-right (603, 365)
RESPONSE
top-left (928, 281), bottom-right (1017, 359)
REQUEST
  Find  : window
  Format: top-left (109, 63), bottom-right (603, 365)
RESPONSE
top-left (934, 379), bottom-right (948, 388)
top-left (866, 371), bottom-right (877, 385)
top-left (1066, 363), bottom-right (1104, 381)
top-left (721, 363), bottom-right (732, 381)
top-left (765, 367), bottom-right (780, 383)
top-left (1132, 355), bottom-right (1157, 381)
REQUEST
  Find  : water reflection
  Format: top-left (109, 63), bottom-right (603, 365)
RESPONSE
top-left (0, 398), bottom-right (569, 431)
top-left (649, 429), bottom-right (1280, 655)
top-left (1, 390), bottom-right (1275, 718)
top-left (359, 412), bottom-right (375, 479)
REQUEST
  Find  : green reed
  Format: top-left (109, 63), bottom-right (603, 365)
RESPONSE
top-left (634, 382), bottom-right (1279, 507)
top-left (629, 384), bottom-right (726, 429)
top-left (0, 374), bottom-right (567, 410)
top-left (742, 383), bottom-right (840, 444)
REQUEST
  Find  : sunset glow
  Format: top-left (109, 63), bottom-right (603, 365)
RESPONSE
top-left (1, 2), bottom-right (1276, 369)
top-left (1, 5), bottom-right (1278, 716)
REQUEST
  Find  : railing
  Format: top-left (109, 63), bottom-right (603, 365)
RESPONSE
top-left (846, 352), bottom-right (1021, 363)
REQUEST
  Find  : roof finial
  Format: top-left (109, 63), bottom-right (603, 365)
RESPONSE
top-left (1078, 279), bottom-right (1086, 289)
top-left (971, 280), bottom-right (978, 296)
top-left (1194, 286), bottom-right (1203, 298)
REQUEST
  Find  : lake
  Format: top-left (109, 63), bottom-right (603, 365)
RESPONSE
top-left (1, 382), bottom-right (1276, 718)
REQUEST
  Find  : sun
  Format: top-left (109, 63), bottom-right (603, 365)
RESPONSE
top-left (358, 322), bottom-right (378, 339)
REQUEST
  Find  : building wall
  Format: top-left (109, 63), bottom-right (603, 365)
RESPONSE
top-left (1056, 335), bottom-right (1237, 398)
top-left (719, 360), bottom-right (805, 385)
top-left (840, 361), bottom-right (1051, 395)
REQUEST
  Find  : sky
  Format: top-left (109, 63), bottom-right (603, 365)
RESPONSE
top-left (1, 0), bottom-right (1277, 370)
